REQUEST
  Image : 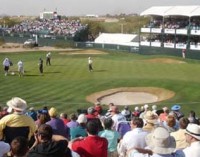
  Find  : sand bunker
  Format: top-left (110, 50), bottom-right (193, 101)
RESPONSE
top-left (86, 87), bottom-right (175, 106)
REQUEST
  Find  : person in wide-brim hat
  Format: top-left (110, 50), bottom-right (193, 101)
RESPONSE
top-left (144, 111), bottom-right (158, 124)
top-left (7, 97), bottom-right (27, 112)
top-left (145, 126), bottom-right (176, 155)
top-left (185, 123), bottom-right (200, 140)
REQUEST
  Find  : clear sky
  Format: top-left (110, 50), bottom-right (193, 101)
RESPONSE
top-left (1, 0), bottom-right (200, 16)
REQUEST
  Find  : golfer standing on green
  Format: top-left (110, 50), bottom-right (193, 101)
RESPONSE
top-left (88, 57), bottom-right (93, 72)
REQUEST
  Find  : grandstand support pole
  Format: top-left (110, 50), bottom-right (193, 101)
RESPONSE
top-left (161, 16), bottom-right (165, 48)
top-left (187, 17), bottom-right (191, 50)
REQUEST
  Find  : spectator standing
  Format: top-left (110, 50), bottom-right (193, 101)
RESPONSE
top-left (109, 106), bottom-right (126, 131)
top-left (88, 57), bottom-right (93, 72)
top-left (182, 49), bottom-right (186, 59)
top-left (46, 52), bottom-right (51, 66)
top-left (17, 60), bottom-right (24, 77)
top-left (2, 58), bottom-right (10, 76)
top-left (121, 106), bottom-right (131, 121)
top-left (94, 102), bottom-right (103, 117)
top-left (69, 120), bottom-right (108, 157)
top-left (132, 106), bottom-right (140, 117)
top-left (38, 58), bottom-right (43, 74)
top-left (99, 118), bottom-right (120, 157)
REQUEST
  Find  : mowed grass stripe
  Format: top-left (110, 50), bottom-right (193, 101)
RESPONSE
top-left (1, 50), bottom-right (200, 115)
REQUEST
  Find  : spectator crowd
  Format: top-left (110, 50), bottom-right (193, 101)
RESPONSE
top-left (1, 18), bottom-right (87, 38)
top-left (0, 97), bottom-right (199, 157)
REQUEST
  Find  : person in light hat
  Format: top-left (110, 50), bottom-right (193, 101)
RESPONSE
top-left (151, 105), bottom-right (157, 114)
top-left (0, 97), bottom-right (36, 143)
top-left (121, 106), bottom-right (131, 121)
top-left (171, 104), bottom-right (184, 120)
top-left (132, 106), bottom-right (140, 117)
top-left (145, 126), bottom-right (176, 156)
top-left (176, 123), bottom-right (200, 157)
top-left (143, 110), bottom-right (159, 132)
top-left (70, 114), bottom-right (87, 140)
top-left (46, 107), bottom-right (68, 138)
top-left (127, 127), bottom-right (177, 157)
top-left (139, 104), bottom-right (149, 119)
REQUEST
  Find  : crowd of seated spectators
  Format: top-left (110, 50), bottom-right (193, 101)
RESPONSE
top-left (0, 97), bottom-right (200, 157)
top-left (143, 17), bottom-right (200, 30)
top-left (1, 18), bottom-right (87, 38)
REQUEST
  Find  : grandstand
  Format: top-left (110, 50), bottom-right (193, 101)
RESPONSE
top-left (140, 5), bottom-right (200, 50)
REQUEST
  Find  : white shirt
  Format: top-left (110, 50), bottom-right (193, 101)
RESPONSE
top-left (46, 52), bottom-right (51, 58)
top-left (88, 59), bottom-right (93, 64)
top-left (3, 58), bottom-right (10, 67)
top-left (118, 128), bottom-right (149, 156)
top-left (182, 141), bottom-right (200, 157)
top-left (112, 113), bottom-right (126, 130)
top-left (121, 109), bottom-right (131, 117)
top-left (17, 61), bottom-right (23, 68)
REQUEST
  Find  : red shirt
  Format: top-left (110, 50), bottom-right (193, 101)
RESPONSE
top-left (61, 118), bottom-right (70, 125)
top-left (72, 135), bottom-right (108, 157)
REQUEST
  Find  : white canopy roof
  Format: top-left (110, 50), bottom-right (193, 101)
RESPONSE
top-left (94, 33), bottom-right (138, 45)
top-left (140, 6), bottom-right (200, 17)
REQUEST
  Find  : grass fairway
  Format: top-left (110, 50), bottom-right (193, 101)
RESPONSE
top-left (1, 49), bottom-right (200, 115)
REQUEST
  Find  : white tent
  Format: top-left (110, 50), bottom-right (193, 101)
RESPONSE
top-left (140, 5), bottom-right (200, 17)
top-left (94, 33), bottom-right (139, 46)
top-left (140, 6), bottom-right (172, 16)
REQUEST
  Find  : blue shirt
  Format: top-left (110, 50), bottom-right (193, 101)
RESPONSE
top-left (98, 129), bottom-right (120, 152)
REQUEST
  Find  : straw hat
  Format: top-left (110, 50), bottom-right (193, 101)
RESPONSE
top-left (145, 126), bottom-right (176, 154)
top-left (48, 107), bottom-right (57, 117)
top-left (144, 111), bottom-right (158, 124)
top-left (185, 123), bottom-right (200, 140)
top-left (7, 97), bottom-right (27, 111)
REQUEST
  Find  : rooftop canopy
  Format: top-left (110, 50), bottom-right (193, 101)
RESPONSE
top-left (140, 6), bottom-right (200, 17)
